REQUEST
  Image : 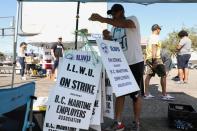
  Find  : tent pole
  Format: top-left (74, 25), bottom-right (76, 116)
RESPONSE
top-left (74, 1), bottom-right (80, 50)
top-left (11, 1), bottom-right (20, 88)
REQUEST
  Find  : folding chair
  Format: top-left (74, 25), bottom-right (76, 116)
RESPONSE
top-left (0, 82), bottom-right (36, 131)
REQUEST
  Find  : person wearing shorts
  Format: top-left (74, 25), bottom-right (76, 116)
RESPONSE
top-left (176, 30), bottom-right (191, 84)
top-left (90, 4), bottom-right (144, 131)
top-left (146, 58), bottom-right (166, 77)
top-left (129, 62), bottom-right (144, 99)
top-left (144, 24), bottom-right (175, 101)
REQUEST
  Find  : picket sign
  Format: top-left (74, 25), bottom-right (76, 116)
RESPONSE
top-left (44, 86), bottom-right (78, 131)
top-left (89, 69), bottom-right (104, 131)
top-left (90, 80), bottom-right (102, 125)
top-left (100, 71), bottom-right (114, 119)
top-left (96, 39), bottom-right (140, 97)
top-left (43, 38), bottom-right (141, 130)
top-left (45, 72), bottom-right (102, 131)
top-left (42, 47), bottom-right (52, 60)
top-left (100, 68), bottom-right (106, 124)
top-left (104, 87), bottom-right (114, 119)
top-left (43, 51), bottom-right (102, 130)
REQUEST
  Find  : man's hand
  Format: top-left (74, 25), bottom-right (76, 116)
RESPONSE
top-left (89, 13), bottom-right (103, 22)
top-left (103, 29), bottom-right (112, 40)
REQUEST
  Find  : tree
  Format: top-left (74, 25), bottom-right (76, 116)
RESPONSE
top-left (186, 27), bottom-right (197, 49)
top-left (0, 52), bottom-right (5, 61)
top-left (162, 31), bottom-right (179, 56)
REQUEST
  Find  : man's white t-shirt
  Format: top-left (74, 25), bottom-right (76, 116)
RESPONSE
top-left (111, 16), bottom-right (144, 65)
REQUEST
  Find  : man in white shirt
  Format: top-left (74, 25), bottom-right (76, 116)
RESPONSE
top-left (144, 24), bottom-right (175, 101)
top-left (89, 4), bottom-right (144, 131)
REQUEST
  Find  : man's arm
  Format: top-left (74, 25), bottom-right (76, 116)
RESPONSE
top-left (101, 18), bottom-right (135, 28)
top-left (89, 13), bottom-right (136, 28)
top-left (176, 44), bottom-right (184, 50)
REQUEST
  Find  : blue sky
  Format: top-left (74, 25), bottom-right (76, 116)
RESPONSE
top-left (1, 1), bottom-right (197, 53)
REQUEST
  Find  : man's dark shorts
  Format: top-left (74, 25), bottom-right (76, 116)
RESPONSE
top-left (54, 59), bottom-right (59, 70)
top-left (128, 61), bottom-right (144, 100)
top-left (146, 59), bottom-right (166, 77)
top-left (177, 54), bottom-right (191, 69)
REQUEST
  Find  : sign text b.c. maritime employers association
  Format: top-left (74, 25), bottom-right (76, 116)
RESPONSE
top-left (97, 39), bottom-right (139, 97)
top-left (43, 51), bottom-right (102, 130)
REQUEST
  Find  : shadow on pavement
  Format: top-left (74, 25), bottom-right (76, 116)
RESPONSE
top-left (101, 84), bottom-right (197, 131)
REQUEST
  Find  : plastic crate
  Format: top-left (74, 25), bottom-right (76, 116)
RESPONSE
top-left (168, 103), bottom-right (197, 130)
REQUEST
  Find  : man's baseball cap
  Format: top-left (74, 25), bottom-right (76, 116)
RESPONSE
top-left (152, 24), bottom-right (162, 31)
top-left (107, 4), bottom-right (124, 15)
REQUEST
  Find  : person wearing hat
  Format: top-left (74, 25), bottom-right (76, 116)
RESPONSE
top-left (51, 37), bottom-right (64, 81)
top-left (89, 4), bottom-right (144, 131)
top-left (144, 24), bottom-right (175, 100)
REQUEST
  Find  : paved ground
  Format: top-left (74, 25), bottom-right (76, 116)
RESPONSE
top-left (0, 68), bottom-right (197, 131)
top-left (102, 69), bottom-right (197, 131)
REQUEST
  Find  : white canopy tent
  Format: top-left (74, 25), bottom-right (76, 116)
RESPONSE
top-left (22, 2), bottom-right (107, 48)
top-left (17, 0), bottom-right (197, 3)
